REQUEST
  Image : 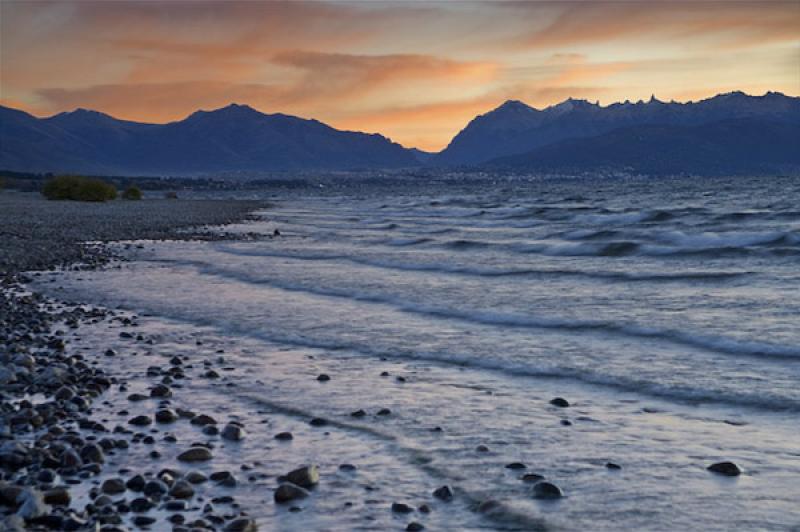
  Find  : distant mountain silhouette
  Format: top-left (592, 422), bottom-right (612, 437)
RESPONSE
top-left (2, 92), bottom-right (798, 177)
top-left (486, 118), bottom-right (800, 176)
top-left (433, 92), bottom-right (800, 166)
top-left (0, 104), bottom-right (417, 175)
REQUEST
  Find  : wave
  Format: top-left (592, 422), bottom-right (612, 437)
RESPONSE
top-left (213, 244), bottom-right (752, 284)
top-left (95, 290), bottom-right (800, 414)
top-left (166, 257), bottom-right (800, 362)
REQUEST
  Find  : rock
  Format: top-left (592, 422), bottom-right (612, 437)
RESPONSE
top-left (475, 445), bottom-right (489, 453)
top-left (377, 408), bottom-right (391, 416)
top-left (190, 414), bottom-right (217, 426)
top-left (178, 447), bottom-right (213, 462)
top-left (433, 485), bottom-right (453, 501)
top-left (391, 502), bottom-right (413, 514)
top-left (338, 464), bottom-right (357, 472)
top-left (274, 432), bottom-right (293, 441)
top-left (225, 518), bottom-right (258, 532)
top-left (407, 523), bottom-right (425, 531)
top-left (126, 475), bottom-right (146, 492)
top-left (127, 393), bottom-right (148, 402)
top-left (707, 461), bottom-right (742, 476)
top-left (54, 386), bottom-right (75, 401)
top-left (532, 481), bottom-right (563, 499)
top-left (350, 409), bottom-right (366, 418)
top-left (79, 443), bottom-right (104, 464)
top-left (132, 515), bottom-right (157, 526)
top-left (309, 418), bottom-right (327, 427)
top-left (143, 479), bottom-right (169, 498)
top-left (221, 423), bottom-right (246, 441)
top-left (128, 415), bottom-right (152, 426)
top-left (185, 471), bottom-right (207, 484)
top-left (274, 484), bottom-right (308, 504)
top-left (316, 374), bottom-right (330, 382)
top-left (101, 478), bottom-right (126, 495)
top-left (605, 462), bottom-right (622, 470)
top-left (0, 442), bottom-right (32, 470)
top-left (210, 471), bottom-right (237, 487)
top-left (521, 473), bottom-right (545, 483)
top-left (286, 465), bottom-right (319, 489)
top-left (505, 462), bottom-right (526, 470)
top-left (129, 497), bottom-right (154, 513)
top-left (169, 480), bottom-right (195, 499)
top-left (42, 488), bottom-right (70, 506)
top-left (155, 409), bottom-right (178, 423)
top-left (549, 397), bottom-right (570, 407)
top-left (150, 384), bottom-right (172, 398)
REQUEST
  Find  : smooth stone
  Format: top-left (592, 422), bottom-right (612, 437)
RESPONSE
top-left (142, 479), bottom-right (168, 498)
top-left (707, 461), bottom-right (742, 476)
top-left (225, 518), bottom-right (258, 532)
top-left (126, 475), bottom-right (146, 492)
top-left (221, 424), bottom-right (245, 441)
top-left (101, 478), bottom-right (126, 495)
top-left (286, 465), bottom-right (319, 489)
top-left (185, 471), bottom-right (208, 484)
top-left (532, 481), bottom-right (563, 499)
top-left (549, 397), bottom-right (570, 407)
top-left (190, 414), bottom-right (217, 426)
top-left (316, 374), bottom-right (330, 382)
top-left (606, 462), bottom-right (622, 470)
top-left (128, 415), bottom-right (152, 426)
top-left (274, 484), bottom-right (308, 504)
top-left (505, 462), bottom-right (526, 470)
top-left (169, 480), bottom-right (195, 499)
top-left (130, 497), bottom-right (154, 513)
top-left (42, 487), bottom-right (71, 506)
top-left (155, 409), bottom-right (178, 423)
top-left (274, 432), bottom-right (293, 441)
top-left (177, 447), bottom-right (213, 462)
top-left (433, 485), bottom-right (453, 501)
top-left (79, 443), bottom-right (104, 464)
top-left (391, 502), bottom-right (413, 513)
top-left (407, 523), bottom-right (425, 531)
top-left (521, 473), bottom-right (545, 483)
top-left (150, 384), bottom-right (172, 398)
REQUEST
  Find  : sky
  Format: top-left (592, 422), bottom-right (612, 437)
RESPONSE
top-left (1, 1), bottom-right (799, 151)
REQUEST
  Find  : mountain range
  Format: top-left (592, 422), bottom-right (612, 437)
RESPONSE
top-left (1, 91), bottom-right (798, 177)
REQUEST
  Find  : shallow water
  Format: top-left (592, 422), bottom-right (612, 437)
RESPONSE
top-left (36, 176), bottom-right (800, 530)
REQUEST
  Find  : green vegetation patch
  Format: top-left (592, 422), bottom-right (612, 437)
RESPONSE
top-left (42, 175), bottom-right (118, 202)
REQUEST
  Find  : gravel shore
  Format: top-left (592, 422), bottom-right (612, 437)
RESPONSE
top-left (0, 193), bottom-right (267, 273)
top-left (1, 193), bottom-right (268, 531)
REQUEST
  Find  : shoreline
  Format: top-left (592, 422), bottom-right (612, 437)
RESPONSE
top-left (1, 195), bottom-right (270, 531)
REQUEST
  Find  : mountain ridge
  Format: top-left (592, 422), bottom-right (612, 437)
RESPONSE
top-left (433, 91), bottom-right (800, 166)
top-left (2, 91), bottom-right (798, 177)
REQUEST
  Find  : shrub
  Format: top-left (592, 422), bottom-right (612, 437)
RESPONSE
top-left (122, 185), bottom-right (142, 200)
top-left (42, 175), bottom-right (117, 202)
top-left (164, 191), bottom-right (178, 199)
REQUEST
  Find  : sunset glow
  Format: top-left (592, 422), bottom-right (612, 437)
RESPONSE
top-left (2, 0), bottom-right (798, 151)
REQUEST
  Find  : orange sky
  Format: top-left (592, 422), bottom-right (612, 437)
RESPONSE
top-left (1, 1), bottom-right (799, 151)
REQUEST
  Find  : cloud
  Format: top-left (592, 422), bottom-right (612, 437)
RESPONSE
top-left (2, 0), bottom-right (798, 150)
top-left (513, 1), bottom-right (800, 50)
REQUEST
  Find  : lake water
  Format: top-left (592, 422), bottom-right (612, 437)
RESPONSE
top-left (37, 176), bottom-right (800, 530)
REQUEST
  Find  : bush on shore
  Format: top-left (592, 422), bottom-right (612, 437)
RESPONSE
top-left (42, 175), bottom-right (118, 202)
top-left (122, 185), bottom-right (142, 200)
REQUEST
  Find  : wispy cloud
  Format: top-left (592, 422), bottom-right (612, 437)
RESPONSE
top-left (2, 0), bottom-right (797, 150)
